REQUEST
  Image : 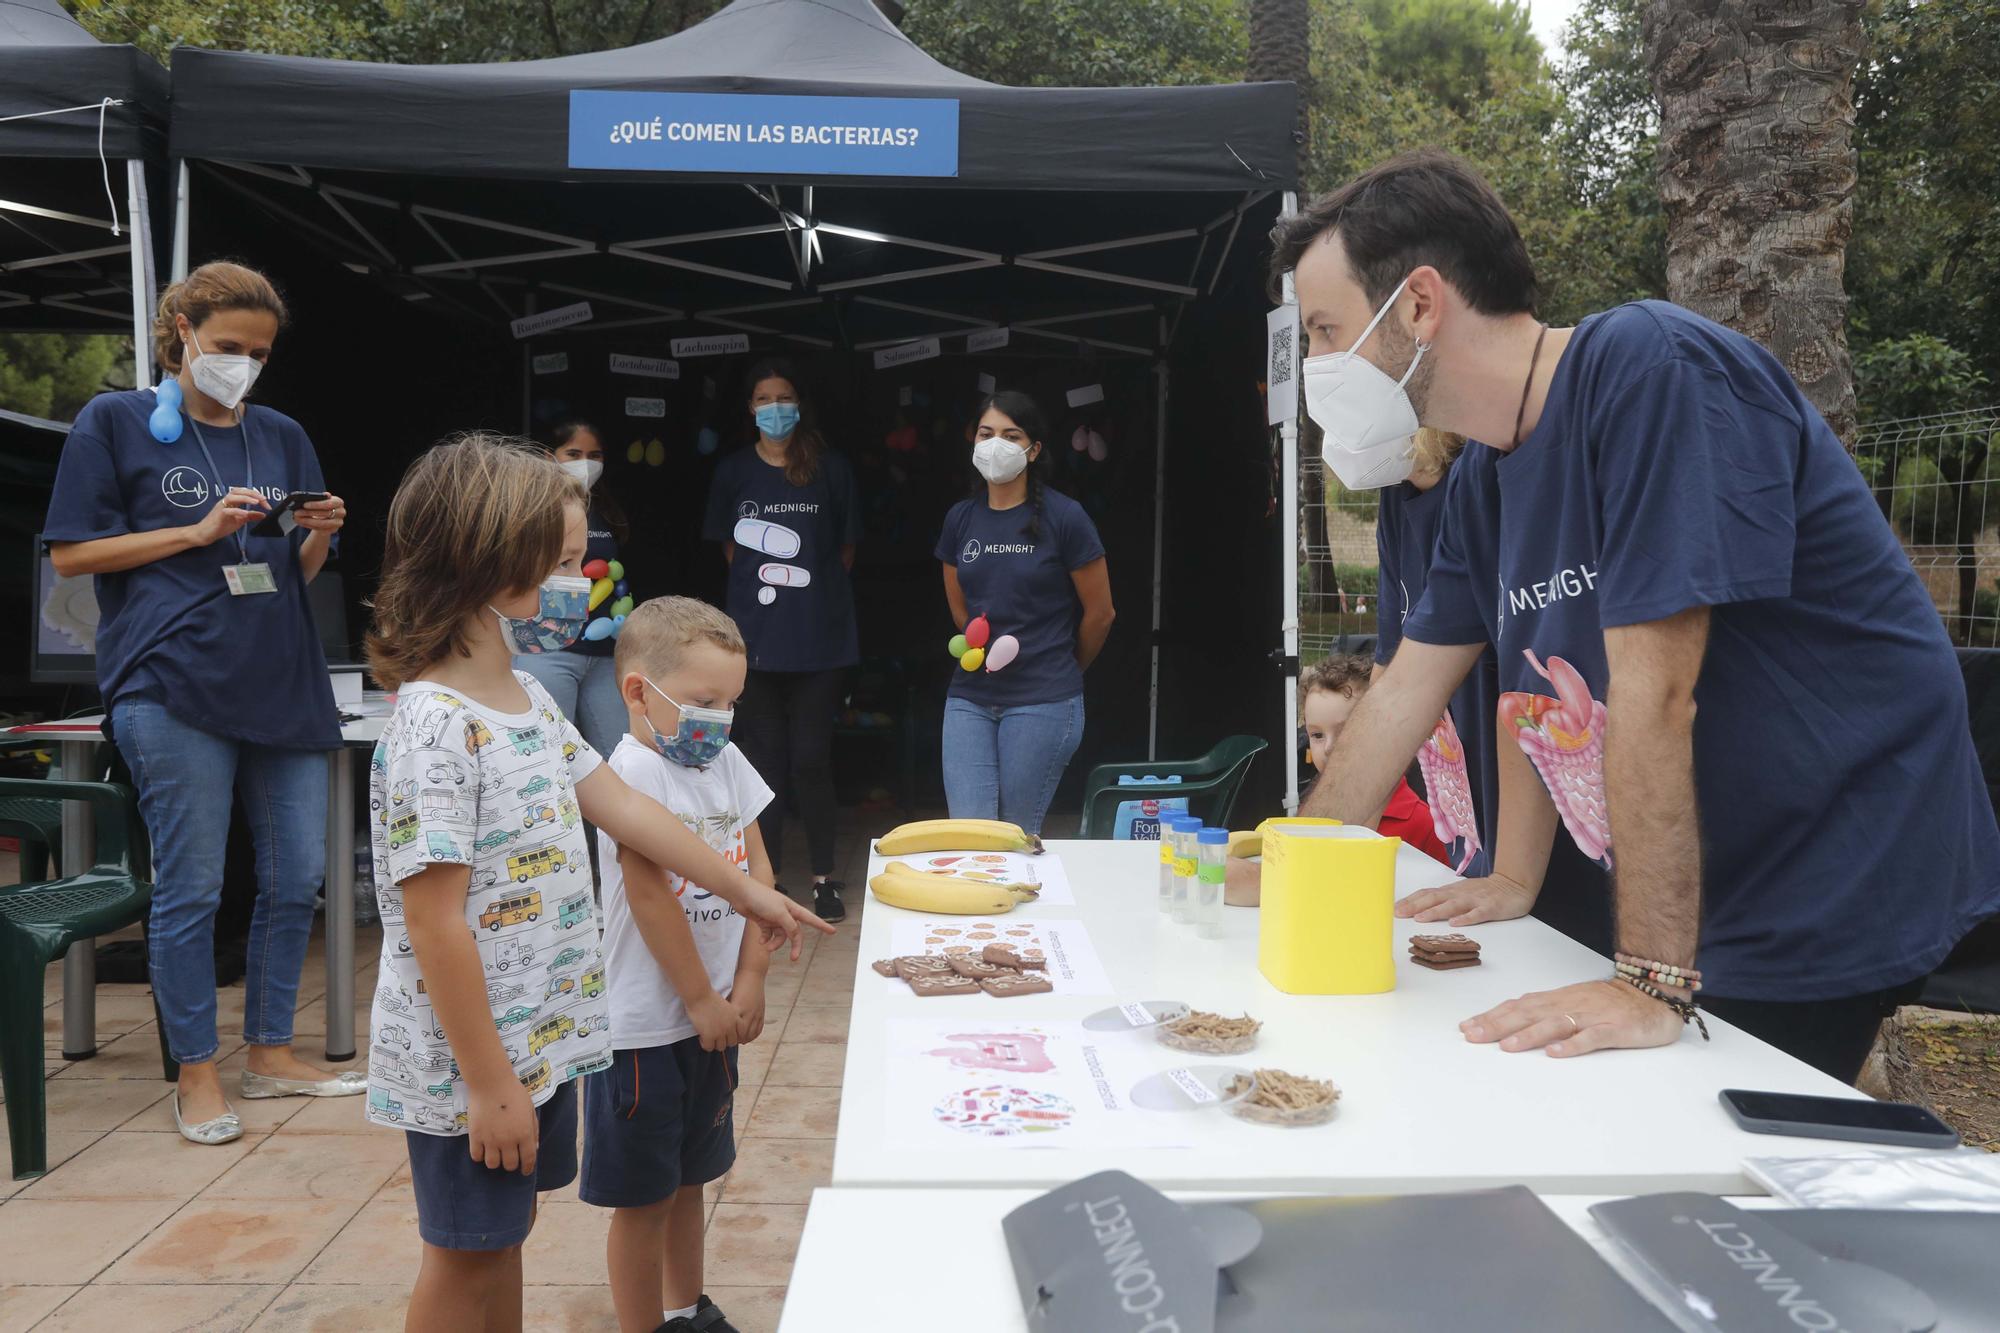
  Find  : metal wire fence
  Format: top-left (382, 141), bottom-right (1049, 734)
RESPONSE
top-left (1295, 405), bottom-right (2000, 662)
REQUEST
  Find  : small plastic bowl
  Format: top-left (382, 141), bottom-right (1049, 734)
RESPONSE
top-left (1155, 1013), bottom-right (1262, 1056)
top-left (1223, 1073), bottom-right (1341, 1126)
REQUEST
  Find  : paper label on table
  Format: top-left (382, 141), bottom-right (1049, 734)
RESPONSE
top-left (1165, 1066), bottom-right (1219, 1104)
top-left (1118, 1002), bottom-right (1155, 1027)
top-left (893, 850), bottom-right (1073, 906)
top-left (888, 917), bottom-right (1108, 994)
top-left (892, 1021), bottom-right (1191, 1150)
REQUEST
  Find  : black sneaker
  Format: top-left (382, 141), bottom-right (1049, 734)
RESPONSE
top-left (659, 1294), bottom-right (740, 1333)
top-left (813, 880), bottom-right (848, 923)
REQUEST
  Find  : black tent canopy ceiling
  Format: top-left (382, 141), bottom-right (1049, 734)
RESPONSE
top-left (0, 0), bottom-right (168, 342)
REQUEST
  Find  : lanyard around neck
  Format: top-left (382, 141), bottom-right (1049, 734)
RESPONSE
top-left (186, 410), bottom-right (254, 564)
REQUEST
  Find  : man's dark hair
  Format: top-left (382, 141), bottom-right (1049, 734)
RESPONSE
top-left (1268, 149), bottom-right (1538, 316)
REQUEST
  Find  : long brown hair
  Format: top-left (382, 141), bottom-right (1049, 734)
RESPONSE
top-left (550, 420), bottom-right (629, 545)
top-left (153, 261), bottom-right (288, 372)
top-left (744, 356), bottom-right (823, 487)
top-left (365, 433), bottom-right (586, 690)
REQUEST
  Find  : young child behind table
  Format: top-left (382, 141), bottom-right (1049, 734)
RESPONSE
top-left (1225, 654), bottom-right (1452, 905)
top-left (362, 435), bottom-right (829, 1333)
top-left (582, 596), bottom-right (774, 1333)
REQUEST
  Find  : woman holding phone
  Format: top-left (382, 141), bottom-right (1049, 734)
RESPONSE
top-left (44, 261), bottom-right (361, 1146)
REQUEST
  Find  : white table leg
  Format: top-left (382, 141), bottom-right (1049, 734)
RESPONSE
top-left (58, 739), bottom-right (98, 1061)
top-left (324, 748), bottom-right (357, 1061)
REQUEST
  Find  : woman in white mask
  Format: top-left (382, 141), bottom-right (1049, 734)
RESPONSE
top-left (935, 391), bottom-right (1115, 835)
top-left (512, 420), bottom-right (632, 762)
top-left (44, 261), bottom-right (362, 1144)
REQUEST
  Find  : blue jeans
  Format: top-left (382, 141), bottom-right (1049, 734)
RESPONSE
top-left (513, 651), bottom-right (627, 762)
top-left (941, 695), bottom-right (1085, 837)
top-left (111, 698), bottom-right (327, 1064)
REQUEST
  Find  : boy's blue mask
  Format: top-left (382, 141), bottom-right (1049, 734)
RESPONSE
top-left (491, 575), bottom-right (591, 655)
top-left (643, 676), bottom-right (734, 768)
top-left (754, 402), bottom-right (800, 441)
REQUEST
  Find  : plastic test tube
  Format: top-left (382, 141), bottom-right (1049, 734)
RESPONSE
top-left (1156, 816), bottom-right (1180, 912)
top-left (1195, 826), bottom-right (1229, 938)
top-left (1169, 816), bottom-right (1201, 923)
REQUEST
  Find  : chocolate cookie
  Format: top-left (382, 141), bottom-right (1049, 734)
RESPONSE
top-left (1017, 949), bottom-right (1047, 970)
top-left (982, 944), bottom-right (1024, 968)
top-left (1409, 955), bottom-right (1482, 971)
top-left (908, 972), bottom-right (981, 997)
top-left (980, 972), bottom-right (1054, 998)
top-left (896, 956), bottom-right (955, 982)
top-left (1409, 933), bottom-right (1480, 956)
top-left (870, 958), bottom-right (902, 977)
top-left (948, 958), bottom-right (1013, 981)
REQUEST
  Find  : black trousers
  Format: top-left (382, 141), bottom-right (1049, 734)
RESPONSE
top-left (735, 668), bottom-right (844, 880)
top-left (1702, 979), bottom-right (1926, 1084)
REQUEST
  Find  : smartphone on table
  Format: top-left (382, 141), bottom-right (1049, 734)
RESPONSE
top-left (1719, 1088), bottom-right (1960, 1149)
top-left (251, 491), bottom-right (329, 538)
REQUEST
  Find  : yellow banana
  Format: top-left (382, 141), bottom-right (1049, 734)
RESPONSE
top-left (880, 862), bottom-right (1040, 902)
top-left (1227, 830), bottom-right (1261, 859)
top-left (873, 817), bottom-right (1044, 856)
top-left (867, 869), bottom-right (1022, 915)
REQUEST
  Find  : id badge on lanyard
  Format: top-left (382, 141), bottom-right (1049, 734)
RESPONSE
top-left (189, 415), bottom-right (279, 596)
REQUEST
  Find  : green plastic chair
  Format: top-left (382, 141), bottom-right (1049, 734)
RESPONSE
top-left (1077, 735), bottom-right (1270, 839)
top-left (1, 778), bottom-right (167, 1179)
top-left (0, 740), bottom-right (62, 882)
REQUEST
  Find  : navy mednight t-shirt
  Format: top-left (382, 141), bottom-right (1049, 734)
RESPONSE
top-left (702, 447), bottom-right (862, 674)
top-left (1403, 301), bottom-right (2000, 1001)
top-left (1376, 474), bottom-right (1496, 876)
top-left (935, 488), bottom-right (1105, 709)
top-left (43, 388), bottom-right (340, 750)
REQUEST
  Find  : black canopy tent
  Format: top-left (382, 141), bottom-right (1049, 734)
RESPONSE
top-left (0, 0), bottom-right (167, 381)
top-left (165, 0), bottom-right (1297, 784)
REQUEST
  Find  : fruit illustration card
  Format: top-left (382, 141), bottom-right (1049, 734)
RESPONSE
top-left (887, 1020), bottom-right (1192, 1151)
top-left (886, 917), bottom-right (1111, 995)
top-left (884, 850), bottom-right (1074, 906)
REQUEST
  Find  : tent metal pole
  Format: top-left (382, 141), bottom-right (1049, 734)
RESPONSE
top-left (1149, 360), bottom-right (1170, 761)
top-left (1279, 192), bottom-right (1301, 813)
top-left (171, 160), bottom-right (190, 283)
top-left (520, 292), bottom-right (535, 435)
top-left (124, 161), bottom-right (152, 387)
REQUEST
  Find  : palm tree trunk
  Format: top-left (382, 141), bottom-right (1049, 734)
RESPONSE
top-left (1645, 0), bottom-right (1865, 445)
top-left (1247, 0), bottom-right (1311, 181)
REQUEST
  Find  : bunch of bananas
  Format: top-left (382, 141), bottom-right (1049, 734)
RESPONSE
top-left (867, 860), bottom-right (1041, 914)
top-left (872, 818), bottom-right (1043, 857)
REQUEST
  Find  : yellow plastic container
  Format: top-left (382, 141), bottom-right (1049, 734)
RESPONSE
top-left (1258, 822), bottom-right (1399, 995)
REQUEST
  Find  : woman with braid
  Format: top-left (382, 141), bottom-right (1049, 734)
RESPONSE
top-left (935, 391), bottom-right (1114, 835)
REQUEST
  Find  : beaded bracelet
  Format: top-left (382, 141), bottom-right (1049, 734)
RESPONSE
top-left (1614, 973), bottom-right (1710, 1041)
top-left (1613, 953), bottom-right (1701, 987)
top-left (1614, 960), bottom-right (1704, 993)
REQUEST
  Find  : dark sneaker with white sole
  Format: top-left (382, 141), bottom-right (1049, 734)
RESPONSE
top-left (659, 1294), bottom-right (740, 1333)
top-left (814, 880), bottom-right (848, 922)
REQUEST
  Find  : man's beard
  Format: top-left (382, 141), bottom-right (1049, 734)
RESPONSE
top-left (1374, 311), bottom-right (1434, 421)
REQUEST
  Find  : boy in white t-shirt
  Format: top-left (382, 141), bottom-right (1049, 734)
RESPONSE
top-left (582, 597), bottom-right (779, 1333)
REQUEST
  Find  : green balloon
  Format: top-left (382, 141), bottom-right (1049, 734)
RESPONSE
top-left (607, 560), bottom-right (625, 582)
top-left (609, 595), bottom-right (635, 618)
top-left (947, 634), bottom-right (969, 659)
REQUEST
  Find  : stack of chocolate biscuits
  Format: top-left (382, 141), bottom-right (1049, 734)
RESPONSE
top-left (870, 946), bottom-right (1053, 997)
top-left (1408, 933), bottom-right (1482, 971)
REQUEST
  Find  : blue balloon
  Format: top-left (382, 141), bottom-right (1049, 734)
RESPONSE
top-left (155, 378), bottom-right (182, 407)
top-left (148, 403), bottom-right (183, 443)
top-left (613, 580), bottom-right (629, 600)
top-left (582, 618), bottom-right (616, 642)
top-left (696, 426), bottom-right (719, 457)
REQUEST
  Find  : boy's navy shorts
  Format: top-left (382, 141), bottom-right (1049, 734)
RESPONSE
top-left (404, 1079), bottom-right (578, 1251)
top-left (580, 1038), bottom-right (738, 1209)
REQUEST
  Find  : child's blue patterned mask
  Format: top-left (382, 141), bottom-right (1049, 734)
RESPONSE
top-left (490, 575), bottom-right (591, 655)
top-left (643, 675), bottom-right (734, 767)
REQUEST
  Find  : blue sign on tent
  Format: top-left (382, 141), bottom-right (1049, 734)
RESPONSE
top-left (568, 91), bottom-right (959, 178)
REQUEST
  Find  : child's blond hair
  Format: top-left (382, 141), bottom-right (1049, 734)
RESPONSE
top-left (1299, 654), bottom-right (1373, 718)
top-left (615, 597), bottom-right (746, 681)
top-left (365, 433), bottom-right (585, 690)
top-left (1412, 427), bottom-right (1467, 480)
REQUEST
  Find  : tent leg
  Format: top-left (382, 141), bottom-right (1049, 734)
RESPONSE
top-left (170, 160), bottom-right (190, 284)
top-left (1278, 192), bottom-right (1301, 814)
top-left (125, 162), bottom-right (153, 389)
top-left (520, 292), bottom-right (536, 435)
top-left (1148, 361), bottom-right (1169, 762)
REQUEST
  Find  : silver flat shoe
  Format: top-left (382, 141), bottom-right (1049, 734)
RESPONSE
top-left (240, 1068), bottom-right (369, 1099)
top-left (172, 1092), bottom-right (244, 1145)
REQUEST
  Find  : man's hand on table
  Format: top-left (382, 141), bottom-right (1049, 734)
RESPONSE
top-left (1461, 978), bottom-right (1683, 1056)
top-left (1396, 873), bottom-right (1535, 926)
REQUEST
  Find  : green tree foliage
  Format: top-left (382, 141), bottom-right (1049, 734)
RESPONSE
top-left (1358, 0), bottom-right (1538, 113)
top-left (0, 334), bottom-right (123, 420)
top-left (902, 0), bottom-right (1246, 87)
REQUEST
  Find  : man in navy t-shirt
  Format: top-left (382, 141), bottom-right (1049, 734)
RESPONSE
top-left (1275, 150), bottom-right (2000, 1080)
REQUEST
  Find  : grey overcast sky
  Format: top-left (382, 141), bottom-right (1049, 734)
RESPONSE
top-left (1527, 0), bottom-right (1582, 56)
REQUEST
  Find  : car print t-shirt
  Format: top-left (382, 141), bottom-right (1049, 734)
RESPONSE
top-left (597, 735), bottom-right (773, 1049)
top-left (366, 672), bottom-right (611, 1135)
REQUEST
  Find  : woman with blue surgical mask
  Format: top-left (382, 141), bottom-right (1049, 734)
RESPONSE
top-left (512, 421), bottom-right (632, 763)
top-left (43, 261), bottom-right (362, 1145)
top-left (700, 359), bottom-right (861, 923)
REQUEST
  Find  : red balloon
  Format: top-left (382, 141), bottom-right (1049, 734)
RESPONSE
top-left (965, 615), bottom-right (991, 650)
top-left (582, 559), bottom-right (610, 580)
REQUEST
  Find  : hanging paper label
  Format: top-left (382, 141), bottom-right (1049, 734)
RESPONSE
top-left (1165, 1067), bottom-right (1218, 1105)
top-left (610, 353), bottom-right (679, 379)
top-left (976, 372), bottom-right (997, 395)
top-left (510, 301), bottom-right (593, 340)
top-left (703, 377), bottom-right (717, 399)
top-left (625, 397), bottom-right (666, 418)
top-left (531, 352), bottom-right (569, 375)
top-left (1267, 303), bottom-right (1300, 426)
top-left (898, 385), bottom-right (914, 407)
top-left (673, 333), bottom-right (750, 358)
top-left (569, 91), bottom-right (961, 179)
top-left (873, 337), bottom-right (940, 370)
top-left (1066, 384), bottom-right (1105, 408)
top-left (967, 327), bottom-right (1010, 353)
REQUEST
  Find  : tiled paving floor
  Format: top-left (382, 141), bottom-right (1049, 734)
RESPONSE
top-left (0, 819), bottom-right (886, 1333)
